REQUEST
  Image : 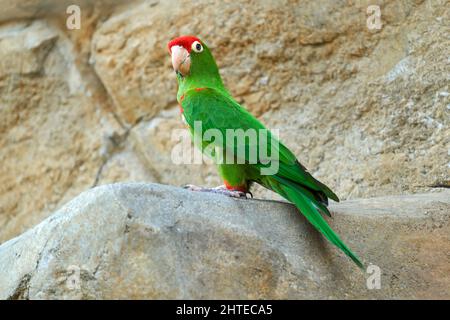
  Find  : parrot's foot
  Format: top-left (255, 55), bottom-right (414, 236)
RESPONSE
top-left (183, 184), bottom-right (249, 199)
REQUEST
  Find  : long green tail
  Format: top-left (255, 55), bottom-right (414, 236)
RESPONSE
top-left (267, 176), bottom-right (364, 269)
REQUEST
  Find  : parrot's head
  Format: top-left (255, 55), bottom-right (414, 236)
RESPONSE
top-left (167, 36), bottom-right (222, 86)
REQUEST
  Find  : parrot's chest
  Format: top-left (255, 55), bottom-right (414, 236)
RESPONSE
top-left (178, 96), bottom-right (189, 126)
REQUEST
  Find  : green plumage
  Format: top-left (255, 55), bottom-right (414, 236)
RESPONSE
top-left (172, 38), bottom-right (363, 269)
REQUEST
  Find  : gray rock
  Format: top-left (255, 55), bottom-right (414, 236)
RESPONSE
top-left (0, 183), bottom-right (449, 299)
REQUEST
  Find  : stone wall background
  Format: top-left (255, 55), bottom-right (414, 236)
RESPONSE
top-left (0, 0), bottom-right (448, 243)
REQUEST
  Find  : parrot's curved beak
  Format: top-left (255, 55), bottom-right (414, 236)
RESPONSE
top-left (170, 45), bottom-right (190, 77)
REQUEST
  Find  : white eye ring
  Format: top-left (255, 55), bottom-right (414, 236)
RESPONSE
top-left (191, 41), bottom-right (203, 53)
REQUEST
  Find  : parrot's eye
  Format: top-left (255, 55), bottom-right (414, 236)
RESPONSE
top-left (191, 41), bottom-right (203, 53)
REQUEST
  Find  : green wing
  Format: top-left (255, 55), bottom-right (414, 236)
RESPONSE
top-left (182, 88), bottom-right (339, 202)
top-left (182, 88), bottom-right (363, 268)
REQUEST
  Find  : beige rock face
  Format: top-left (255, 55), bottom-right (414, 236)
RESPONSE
top-left (0, 0), bottom-right (448, 244)
top-left (0, 15), bottom-right (152, 243)
top-left (0, 20), bottom-right (108, 243)
top-left (0, 183), bottom-right (448, 299)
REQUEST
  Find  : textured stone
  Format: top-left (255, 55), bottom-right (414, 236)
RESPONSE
top-left (0, 0), bottom-right (131, 23)
top-left (0, 183), bottom-right (448, 299)
top-left (0, 19), bottom-right (145, 243)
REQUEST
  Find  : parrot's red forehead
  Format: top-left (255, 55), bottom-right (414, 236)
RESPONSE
top-left (167, 36), bottom-right (201, 54)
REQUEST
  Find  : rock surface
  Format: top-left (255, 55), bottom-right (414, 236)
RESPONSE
top-left (0, 183), bottom-right (448, 299)
top-left (0, 0), bottom-right (448, 248)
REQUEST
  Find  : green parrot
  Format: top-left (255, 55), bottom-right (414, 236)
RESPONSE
top-left (168, 35), bottom-right (363, 269)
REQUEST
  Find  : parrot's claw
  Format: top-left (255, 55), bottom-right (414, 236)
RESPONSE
top-left (182, 184), bottom-right (249, 199)
top-left (183, 184), bottom-right (204, 192)
top-left (214, 189), bottom-right (248, 199)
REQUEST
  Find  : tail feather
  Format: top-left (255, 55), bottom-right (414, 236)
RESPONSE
top-left (268, 176), bottom-right (363, 269)
top-left (272, 175), bottom-right (332, 217)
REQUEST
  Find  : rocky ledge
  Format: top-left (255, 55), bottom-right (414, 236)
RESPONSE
top-left (0, 183), bottom-right (448, 299)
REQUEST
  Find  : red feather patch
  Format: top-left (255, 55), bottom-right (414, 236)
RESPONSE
top-left (178, 94), bottom-right (185, 113)
top-left (168, 35), bottom-right (201, 54)
top-left (223, 180), bottom-right (247, 193)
